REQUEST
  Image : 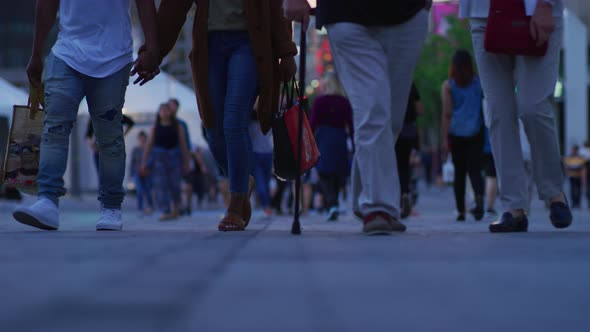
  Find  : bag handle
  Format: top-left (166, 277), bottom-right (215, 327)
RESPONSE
top-left (280, 77), bottom-right (299, 111)
top-left (28, 84), bottom-right (45, 120)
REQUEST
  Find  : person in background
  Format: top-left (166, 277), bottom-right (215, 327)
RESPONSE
top-left (188, 145), bottom-right (210, 210)
top-left (461, 0), bottom-right (572, 233)
top-left (563, 145), bottom-right (586, 209)
top-left (86, 114), bottom-right (135, 176)
top-left (580, 141), bottom-right (590, 207)
top-left (421, 144), bottom-right (434, 188)
top-left (441, 49), bottom-right (485, 222)
top-left (130, 131), bottom-right (154, 215)
top-left (482, 127), bottom-right (498, 217)
top-left (168, 98), bottom-right (193, 216)
top-left (249, 108), bottom-right (274, 218)
top-left (13, 0), bottom-right (159, 231)
top-left (310, 72), bottom-right (354, 221)
top-left (270, 177), bottom-right (289, 215)
top-left (140, 103), bottom-right (191, 221)
top-left (283, 0), bottom-right (431, 234)
top-left (395, 81), bottom-right (424, 219)
top-left (138, 0), bottom-right (297, 231)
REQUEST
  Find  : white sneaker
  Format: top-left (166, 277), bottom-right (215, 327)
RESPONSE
top-left (13, 197), bottom-right (60, 230)
top-left (96, 209), bottom-right (123, 231)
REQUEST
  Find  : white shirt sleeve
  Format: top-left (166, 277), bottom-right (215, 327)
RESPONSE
top-left (525, 0), bottom-right (559, 16)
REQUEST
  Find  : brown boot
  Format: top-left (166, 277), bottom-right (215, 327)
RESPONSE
top-left (218, 193), bottom-right (247, 231)
top-left (242, 176), bottom-right (256, 227)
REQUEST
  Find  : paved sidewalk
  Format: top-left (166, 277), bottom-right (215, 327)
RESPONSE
top-left (0, 186), bottom-right (589, 332)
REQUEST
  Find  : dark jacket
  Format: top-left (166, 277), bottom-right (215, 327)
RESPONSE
top-left (317, 0), bottom-right (427, 28)
top-left (155, 0), bottom-right (297, 134)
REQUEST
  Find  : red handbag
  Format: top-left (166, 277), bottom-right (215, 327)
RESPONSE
top-left (484, 0), bottom-right (548, 57)
top-left (272, 79), bottom-right (320, 181)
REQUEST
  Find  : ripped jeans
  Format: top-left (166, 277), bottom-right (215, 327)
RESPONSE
top-left (38, 52), bottom-right (131, 209)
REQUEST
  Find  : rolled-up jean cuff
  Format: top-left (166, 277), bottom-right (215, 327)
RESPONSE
top-left (39, 192), bottom-right (59, 207)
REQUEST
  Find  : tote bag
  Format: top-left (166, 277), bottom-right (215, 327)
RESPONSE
top-left (1, 86), bottom-right (45, 194)
top-left (272, 79), bottom-right (320, 181)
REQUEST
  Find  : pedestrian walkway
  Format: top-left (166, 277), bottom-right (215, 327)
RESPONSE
top-left (0, 186), bottom-right (589, 332)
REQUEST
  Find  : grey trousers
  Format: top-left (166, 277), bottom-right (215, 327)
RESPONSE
top-left (327, 10), bottom-right (428, 219)
top-left (470, 19), bottom-right (564, 210)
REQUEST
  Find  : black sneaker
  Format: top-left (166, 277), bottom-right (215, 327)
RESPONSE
top-left (489, 212), bottom-right (528, 233)
top-left (456, 214), bottom-right (466, 222)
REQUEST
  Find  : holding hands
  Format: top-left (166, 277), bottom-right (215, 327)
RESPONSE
top-left (131, 47), bottom-right (161, 86)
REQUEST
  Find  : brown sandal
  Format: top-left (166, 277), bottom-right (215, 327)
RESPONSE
top-left (218, 193), bottom-right (247, 232)
top-left (218, 213), bottom-right (246, 231)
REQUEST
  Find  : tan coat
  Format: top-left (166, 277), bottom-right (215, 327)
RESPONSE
top-left (156, 0), bottom-right (297, 133)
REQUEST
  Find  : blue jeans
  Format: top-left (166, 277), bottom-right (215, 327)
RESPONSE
top-left (151, 147), bottom-right (182, 213)
top-left (38, 52), bottom-right (130, 209)
top-left (206, 31), bottom-right (258, 194)
top-left (134, 174), bottom-right (154, 210)
top-left (253, 152), bottom-right (273, 208)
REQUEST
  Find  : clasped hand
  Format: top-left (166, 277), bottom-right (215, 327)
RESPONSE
top-left (131, 48), bottom-right (160, 86)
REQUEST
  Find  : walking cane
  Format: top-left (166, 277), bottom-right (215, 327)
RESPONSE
top-left (291, 20), bottom-right (309, 235)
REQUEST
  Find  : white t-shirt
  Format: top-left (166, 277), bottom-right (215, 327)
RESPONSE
top-left (51, 0), bottom-right (133, 78)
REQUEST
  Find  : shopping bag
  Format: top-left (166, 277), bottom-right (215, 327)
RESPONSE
top-left (272, 79), bottom-right (320, 181)
top-left (1, 85), bottom-right (45, 195)
top-left (484, 0), bottom-right (548, 57)
top-left (442, 155), bottom-right (455, 185)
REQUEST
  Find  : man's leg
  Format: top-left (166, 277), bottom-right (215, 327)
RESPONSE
top-left (38, 54), bottom-right (85, 205)
top-left (515, 22), bottom-right (565, 203)
top-left (13, 53), bottom-right (84, 230)
top-left (84, 64), bottom-right (131, 211)
top-left (470, 19), bottom-right (529, 211)
top-left (515, 20), bottom-right (571, 227)
top-left (327, 14), bottom-right (426, 222)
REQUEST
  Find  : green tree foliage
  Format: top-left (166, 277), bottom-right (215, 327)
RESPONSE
top-left (414, 16), bottom-right (474, 144)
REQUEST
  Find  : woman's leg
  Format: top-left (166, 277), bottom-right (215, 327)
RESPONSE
top-left (271, 178), bottom-right (287, 213)
top-left (451, 137), bottom-right (468, 216)
top-left (169, 151), bottom-right (183, 214)
top-left (206, 32), bottom-right (230, 179)
top-left (466, 134), bottom-right (485, 219)
top-left (224, 34), bottom-right (258, 194)
top-left (144, 176), bottom-right (154, 210)
top-left (254, 152), bottom-right (273, 209)
top-left (319, 173), bottom-right (338, 209)
top-left (134, 175), bottom-right (144, 211)
top-left (152, 151), bottom-right (170, 213)
top-left (395, 138), bottom-right (414, 195)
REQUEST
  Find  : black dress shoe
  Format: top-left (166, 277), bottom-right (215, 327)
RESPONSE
top-left (549, 200), bottom-right (573, 229)
top-left (489, 212), bottom-right (528, 233)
